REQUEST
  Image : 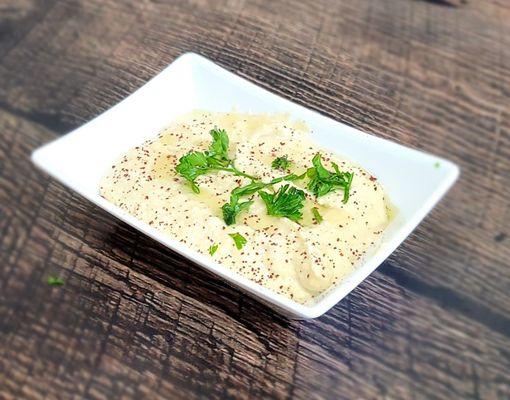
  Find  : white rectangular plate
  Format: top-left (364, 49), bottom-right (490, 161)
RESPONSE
top-left (32, 53), bottom-right (459, 319)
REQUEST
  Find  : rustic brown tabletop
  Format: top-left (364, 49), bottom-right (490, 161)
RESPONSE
top-left (1, 0), bottom-right (509, 399)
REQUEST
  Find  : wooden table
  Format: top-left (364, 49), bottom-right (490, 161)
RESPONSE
top-left (1, 0), bottom-right (509, 399)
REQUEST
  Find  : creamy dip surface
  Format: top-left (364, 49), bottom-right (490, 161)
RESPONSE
top-left (100, 111), bottom-right (391, 304)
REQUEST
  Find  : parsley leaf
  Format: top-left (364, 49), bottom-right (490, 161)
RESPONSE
top-left (272, 155), bottom-right (292, 170)
top-left (311, 207), bottom-right (323, 223)
top-left (175, 129), bottom-right (257, 193)
top-left (175, 151), bottom-right (211, 193)
top-left (306, 153), bottom-right (354, 203)
top-left (259, 184), bottom-right (306, 222)
top-left (47, 276), bottom-right (64, 286)
top-left (229, 233), bottom-right (247, 249)
top-left (222, 198), bottom-right (254, 225)
top-left (208, 243), bottom-right (219, 255)
top-left (207, 128), bottom-right (230, 166)
top-left (221, 181), bottom-right (271, 225)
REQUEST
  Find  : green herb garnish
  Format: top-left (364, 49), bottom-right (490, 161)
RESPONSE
top-left (208, 128), bottom-right (230, 163)
top-left (434, 161), bottom-right (441, 169)
top-left (47, 276), bottom-right (64, 286)
top-left (229, 233), bottom-right (247, 249)
top-left (175, 129), bottom-right (257, 193)
top-left (231, 181), bottom-right (270, 197)
top-left (209, 243), bottom-right (219, 255)
top-left (222, 198), bottom-right (254, 225)
top-left (177, 131), bottom-right (352, 227)
top-left (311, 207), bottom-right (323, 223)
top-left (175, 151), bottom-right (210, 193)
top-left (272, 155), bottom-right (292, 170)
top-left (221, 181), bottom-right (270, 225)
top-left (221, 175), bottom-right (309, 225)
top-left (259, 184), bottom-right (306, 222)
top-left (306, 153), bottom-right (353, 203)
top-left (269, 172), bottom-right (306, 184)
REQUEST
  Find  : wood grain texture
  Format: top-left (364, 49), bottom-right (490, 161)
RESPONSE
top-left (0, 0), bottom-right (509, 399)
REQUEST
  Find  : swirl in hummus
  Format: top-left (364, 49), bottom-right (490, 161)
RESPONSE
top-left (100, 111), bottom-right (391, 304)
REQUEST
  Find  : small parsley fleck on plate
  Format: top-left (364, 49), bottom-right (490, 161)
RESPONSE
top-left (311, 207), bottom-right (323, 223)
top-left (47, 276), bottom-right (64, 286)
top-left (209, 243), bottom-right (219, 255)
top-left (229, 233), bottom-right (247, 249)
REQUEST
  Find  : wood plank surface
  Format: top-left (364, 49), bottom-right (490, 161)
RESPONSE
top-left (0, 0), bottom-right (509, 399)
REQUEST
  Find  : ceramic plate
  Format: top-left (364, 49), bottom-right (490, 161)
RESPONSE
top-left (32, 53), bottom-right (459, 318)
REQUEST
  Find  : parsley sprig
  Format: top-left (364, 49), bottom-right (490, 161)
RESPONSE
top-left (221, 181), bottom-right (268, 225)
top-left (259, 184), bottom-right (306, 222)
top-left (175, 129), bottom-right (257, 193)
top-left (306, 154), bottom-right (354, 203)
top-left (221, 175), bottom-right (307, 225)
top-left (222, 197), bottom-right (254, 225)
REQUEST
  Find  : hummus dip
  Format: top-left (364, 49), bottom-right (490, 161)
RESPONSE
top-left (100, 111), bottom-right (391, 304)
